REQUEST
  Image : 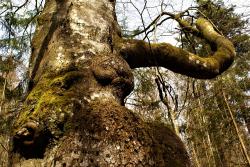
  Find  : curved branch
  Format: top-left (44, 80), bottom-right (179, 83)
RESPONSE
top-left (117, 18), bottom-right (235, 79)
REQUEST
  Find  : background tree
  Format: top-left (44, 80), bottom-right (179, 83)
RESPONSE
top-left (0, 1), bottom-right (44, 166)
top-left (180, 0), bottom-right (250, 166)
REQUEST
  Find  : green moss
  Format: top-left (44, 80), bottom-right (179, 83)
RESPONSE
top-left (14, 71), bottom-right (78, 133)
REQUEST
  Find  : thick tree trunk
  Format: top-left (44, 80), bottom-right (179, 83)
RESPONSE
top-left (9, 0), bottom-right (190, 166)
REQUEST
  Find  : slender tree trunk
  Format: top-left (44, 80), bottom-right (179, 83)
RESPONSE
top-left (0, 73), bottom-right (7, 113)
top-left (242, 108), bottom-right (250, 135)
top-left (195, 89), bottom-right (213, 166)
top-left (200, 107), bottom-right (216, 166)
top-left (202, 139), bottom-right (211, 167)
top-left (205, 130), bottom-right (216, 167)
top-left (244, 117), bottom-right (250, 135)
top-left (214, 143), bottom-right (224, 167)
top-left (222, 90), bottom-right (250, 166)
top-left (186, 109), bottom-right (201, 167)
top-left (9, 0), bottom-right (190, 166)
top-left (162, 98), bottom-right (179, 135)
top-left (191, 141), bottom-right (201, 167)
top-left (171, 111), bottom-right (180, 136)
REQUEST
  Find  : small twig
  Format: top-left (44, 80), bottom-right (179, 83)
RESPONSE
top-left (128, 8), bottom-right (201, 38)
top-left (13, 0), bottom-right (29, 14)
top-left (143, 17), bottom-right (171, 40)
top-left (0, 142), bottom-right (8, 152)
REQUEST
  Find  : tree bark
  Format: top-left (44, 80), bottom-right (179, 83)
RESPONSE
top-left (9, 0), bottom-right (235, 166)
top-left (9, 0), bottom-right (190, 166)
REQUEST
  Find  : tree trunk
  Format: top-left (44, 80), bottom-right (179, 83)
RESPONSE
top-left (0, 73), bottom-right (7, 113)
top-left (9, 0), bottom-right (190, 166)
top-left (222, 90), bottom-right (250, 166)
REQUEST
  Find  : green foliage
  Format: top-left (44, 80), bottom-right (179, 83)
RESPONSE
top-left (0, 0), bottom-right (44, 61)
top-left (0, 56), bottom-right (16, 73)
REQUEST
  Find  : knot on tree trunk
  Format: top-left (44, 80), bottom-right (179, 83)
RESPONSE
top-left (92, 54), bottom-right (134, 103)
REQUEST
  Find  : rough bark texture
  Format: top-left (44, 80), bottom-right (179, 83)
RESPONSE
top-left (9, 0), bottom-right (235, 166)
top-left (10, 0), bottom-right (190, 166)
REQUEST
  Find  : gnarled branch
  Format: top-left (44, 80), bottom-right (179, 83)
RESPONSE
top-left (117, 18), bottom-right (235, 79)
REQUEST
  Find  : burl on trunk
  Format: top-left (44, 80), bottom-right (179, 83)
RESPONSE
top-left (10, 0), bottom-right (235, 166)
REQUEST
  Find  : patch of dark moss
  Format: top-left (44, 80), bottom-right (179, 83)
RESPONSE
top-left (13, 127), bottom-right (53, 159)
top-left (50, 71), bottom-right (84, 90)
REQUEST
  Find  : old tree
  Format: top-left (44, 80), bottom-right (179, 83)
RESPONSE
top-left (10, 0), bottom-right (235, 166)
